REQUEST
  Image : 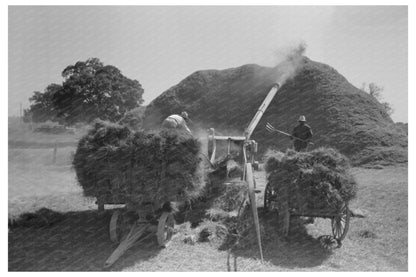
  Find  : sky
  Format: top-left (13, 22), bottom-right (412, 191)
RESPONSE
top-left (8, 6), bottom-right (408, 122)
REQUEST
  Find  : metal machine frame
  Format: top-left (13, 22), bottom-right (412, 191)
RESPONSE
top-left (207, 83), bottom-right (281, 262)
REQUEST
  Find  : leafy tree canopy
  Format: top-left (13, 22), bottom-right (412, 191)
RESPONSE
top-left (25, 58), bottom-right (144, 125)
top-left (23, 83), bottom-right (62, 123)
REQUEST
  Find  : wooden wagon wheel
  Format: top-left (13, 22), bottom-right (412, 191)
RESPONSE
top-left (264, 182), bottom-right (278, 211)
top-left (157, 212), bottom-right (175, 247)
top-left (109, 210), bottom-right (123, 242)
top-left (331, 202), bottom-right (351, 242)
top-left (109, 210), bottom-right (134, 243)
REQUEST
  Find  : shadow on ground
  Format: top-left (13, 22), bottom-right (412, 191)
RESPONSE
top-left (172, 171), bottom-right (335, 271)
top-left (221, 209), bottom-right (334, 271)
top-left (8, 210), bottom-right (162, 271)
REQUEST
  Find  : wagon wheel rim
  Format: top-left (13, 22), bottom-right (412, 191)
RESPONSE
top-left (264, 182), bottom-right (279, 211)
top-left (235, 193), bottom-right (251, 237)
top-left (157, 212), bottom-right (175, 247)
top-left (264, 182), bottom-right (272, 211)
top-left (109, 210), bottom-right (123, 242)
top-left (109, 210), bottom-right (132, 243)
top-left (331, 202), bottom-right (350, 241)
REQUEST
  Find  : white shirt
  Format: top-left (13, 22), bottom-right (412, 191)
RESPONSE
top-left (166, 114), bottom-right (191, 134)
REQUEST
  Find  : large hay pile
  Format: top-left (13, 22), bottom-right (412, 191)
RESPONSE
top-left (143, 57), bottom-right (407, 165)
top-left (265, 148), bottom-right (357, 211)
top-left (73, 121), bottom-right (206, 207)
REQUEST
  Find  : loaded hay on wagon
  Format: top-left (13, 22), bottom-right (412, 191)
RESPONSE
top-left (264, 147), bottom-right (357, 242)
top-left (72, 120), bottom-right (206, 210)
top-left (265, 147), bottom-right (357, 211)
top-left (72, 120), bottom-right (209, 267)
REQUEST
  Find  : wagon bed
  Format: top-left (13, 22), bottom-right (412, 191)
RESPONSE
top-left (264, 181), bottom-right (351, 243)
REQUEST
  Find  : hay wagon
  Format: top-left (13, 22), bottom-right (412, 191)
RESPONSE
top-left (90, 153), bottom-right (195, 267)
top-left (263, 180), bottom-right (351, 244)
top-left (98, 188), bottom-right (176, 268)
top-left (73, 125), bottom-right (205, 268)
top-left (100, 194), bottom-right (175, 244)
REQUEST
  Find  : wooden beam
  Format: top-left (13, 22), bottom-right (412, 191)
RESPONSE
top-left (246, 163), bottom-right (263, 262)
top-left (211, 135), bottom-right (246, 141)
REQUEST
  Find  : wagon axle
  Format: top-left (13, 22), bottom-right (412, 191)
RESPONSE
top-left (104, 206), bottom-right (175, 268)
top-left (263, 182), bottom-right (351, 244)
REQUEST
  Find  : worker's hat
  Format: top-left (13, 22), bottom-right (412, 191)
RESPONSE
top-left (298, 115), bottom-right (306, 122)
top-left (181, 111), bottom-right (189, 119)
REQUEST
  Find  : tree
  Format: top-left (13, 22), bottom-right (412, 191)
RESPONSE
top-left (361, 82), bottom-right (393, 116)
top-left (380, 102), bottom-right (393, 116)
top-left (24, 83), bottom-right (62, 123)
top-left (25, 58), bottom-right (144, 125)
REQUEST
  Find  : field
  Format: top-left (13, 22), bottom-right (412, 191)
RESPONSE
top-left (8, 122), bottom-right (408, 271)
top-left (8, 118), bottom-right (93, 218)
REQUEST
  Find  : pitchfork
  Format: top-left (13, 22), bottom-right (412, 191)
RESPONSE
top-left (265, 122), bottom-right (314, 145)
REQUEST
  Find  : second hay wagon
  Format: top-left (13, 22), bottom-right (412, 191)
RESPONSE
top-left (263, 178), bottom-right (351, 245)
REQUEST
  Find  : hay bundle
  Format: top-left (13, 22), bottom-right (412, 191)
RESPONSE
top-left (73, 120), bottom-right (206, 207)
top-left (265, 148), bottom-right (357, 211)
top-left (211, 181), bottom-right (247, 212)
top-left (8, 208), bottom-right (64, 228)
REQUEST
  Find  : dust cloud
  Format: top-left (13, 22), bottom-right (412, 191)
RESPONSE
top-left (274, 41), bottom-right (307, 85)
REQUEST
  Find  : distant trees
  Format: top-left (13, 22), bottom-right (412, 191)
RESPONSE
top-left (24, 58), bottom-right (144, 125)
top-left (361, 82), bottom-right (393, 116)
top-left (23, 84), bottom-right (61, 123)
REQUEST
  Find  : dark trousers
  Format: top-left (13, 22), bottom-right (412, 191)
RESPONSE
top-left (294, 142), bottom-right (308, 152)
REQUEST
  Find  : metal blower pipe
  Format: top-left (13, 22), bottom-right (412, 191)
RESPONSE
top-left (244, 82), bottom-right (281, 140)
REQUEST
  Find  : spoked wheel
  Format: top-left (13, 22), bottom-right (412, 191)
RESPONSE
top-left (109, 210), bottom-right (136, 243)
top-left (233, 199), bottom-right (250, 245)
top-left (109, 210), bottom-right (127, 243)
top-left (331, 202), bottom-right (351, 242)
top-left (157, 212), bottom-right (175, 247)
top-left (263, 182), bottom-right (278, 211)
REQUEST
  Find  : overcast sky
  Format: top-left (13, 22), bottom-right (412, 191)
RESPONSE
top-left (8, 6), bottom-right (408, 122)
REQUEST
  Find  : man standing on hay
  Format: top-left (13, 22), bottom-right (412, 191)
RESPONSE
top-left (291, 115), bottom-right (313, 152)
top-left (162, 111), bottom-right (192, 135)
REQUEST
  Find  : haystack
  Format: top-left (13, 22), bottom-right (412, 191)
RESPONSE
top-left (265, 148), bottom-right (357, 211)
top-left (72, 120), bottom-right (206, 207)
top-left (143, 57), bottom-right (407, 164)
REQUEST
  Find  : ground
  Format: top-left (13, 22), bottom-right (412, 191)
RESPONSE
top-left (8, 137), bottom-right (408, 271)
